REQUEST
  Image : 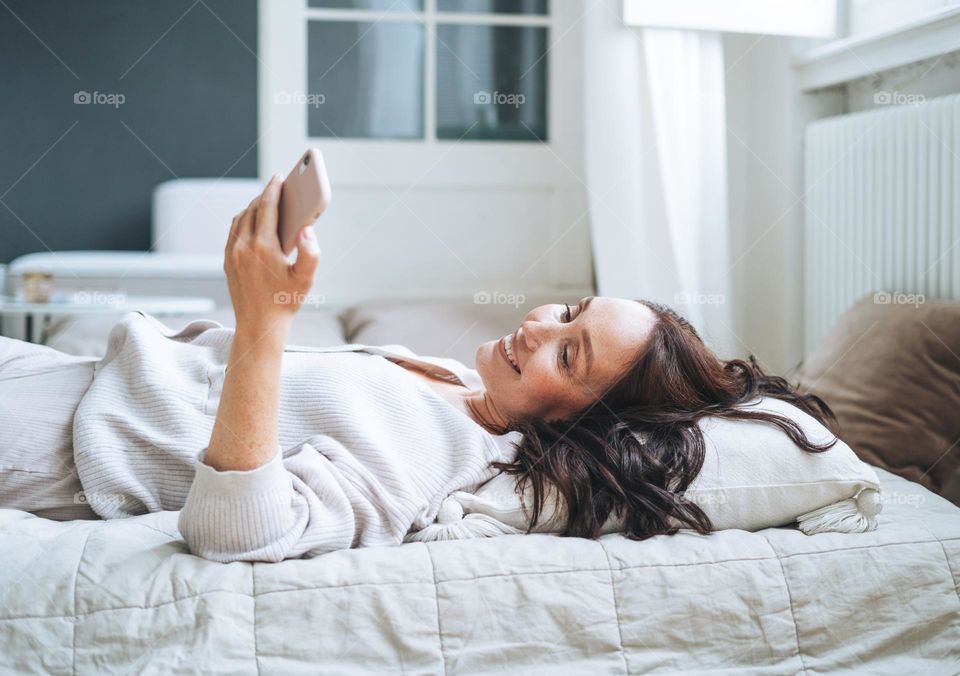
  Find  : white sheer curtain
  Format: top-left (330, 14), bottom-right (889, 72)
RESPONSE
top-left (583, 1), bottom-right (736, 358)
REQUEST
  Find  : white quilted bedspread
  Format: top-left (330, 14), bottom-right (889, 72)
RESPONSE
top-left (0, 468), bottom-right (958, 675)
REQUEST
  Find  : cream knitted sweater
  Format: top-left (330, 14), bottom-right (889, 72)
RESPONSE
top-left (72, 311), bottom-right (521, 563)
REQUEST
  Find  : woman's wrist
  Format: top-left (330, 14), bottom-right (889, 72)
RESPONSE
top-left (233, 316), bottom-right (292, 347)
top-left (206, 316), bottom-right (288, 473)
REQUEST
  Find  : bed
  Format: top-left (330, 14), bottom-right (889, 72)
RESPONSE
top-left (0, 465), bottom-right (957, 674)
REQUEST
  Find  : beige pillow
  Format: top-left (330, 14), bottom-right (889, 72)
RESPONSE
top-left (797, 294), bottom-right (960, 496)
top-left (45, 308), bottom-right (347, 357)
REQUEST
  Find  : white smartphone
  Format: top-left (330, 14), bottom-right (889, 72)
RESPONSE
top-left (277, 148), bottom-right (332, 256)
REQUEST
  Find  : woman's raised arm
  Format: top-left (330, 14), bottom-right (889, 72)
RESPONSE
top-left (203, 173), bottom-right (320, 472)
top-left (177, 174), bottom-right (331, 562)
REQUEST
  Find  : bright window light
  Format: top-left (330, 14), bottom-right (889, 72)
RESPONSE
top-left (623, 0), bottom-right (838, 37)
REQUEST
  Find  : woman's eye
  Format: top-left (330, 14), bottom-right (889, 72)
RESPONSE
top-left (558, 304), bottom-right (573, 371)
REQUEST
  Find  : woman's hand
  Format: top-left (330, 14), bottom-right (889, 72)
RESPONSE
top-left (223, 173), bottom-right (321, 335)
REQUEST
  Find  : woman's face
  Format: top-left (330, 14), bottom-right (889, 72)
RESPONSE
top-left (475, 297), bottom-right (658, 425)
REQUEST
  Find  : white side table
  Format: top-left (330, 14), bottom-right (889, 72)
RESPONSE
top-left (0, 294), bottom-right (217, 343)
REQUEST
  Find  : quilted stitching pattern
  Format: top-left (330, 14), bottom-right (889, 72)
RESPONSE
top-left (0, 468), bottom-right (958, 675)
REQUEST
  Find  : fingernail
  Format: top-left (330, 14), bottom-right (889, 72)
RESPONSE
top-left (273, 172), bottom-right (283, 182)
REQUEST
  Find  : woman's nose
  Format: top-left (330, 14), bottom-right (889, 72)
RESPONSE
top-left (520, 319), bottom-right (550, 351)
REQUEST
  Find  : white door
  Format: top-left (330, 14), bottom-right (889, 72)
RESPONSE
top-left (259, 0), bottom-right (592, 306)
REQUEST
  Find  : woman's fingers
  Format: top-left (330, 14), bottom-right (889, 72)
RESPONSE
top-left (235, 203), bottom-right (257, 243)
top-left (224, 215), bottom-right (239, 273)
top-left (253, 174), bottom-right (284, 243)
top-left (233, 184), bottom-right (265, 244)
top-left (220, 176), bottom-right (318, 328)
top-left (237, 180), bottom-right (267, 238)
top-left (230, 175), bottom-right (283, 250)
top-left (291, 226), bottom-right (320, 284)
top-left (224, 174), bottom-right (291, 286)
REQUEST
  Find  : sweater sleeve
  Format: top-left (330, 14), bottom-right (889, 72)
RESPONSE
top-left (177, 442), bottom-right (357, 563)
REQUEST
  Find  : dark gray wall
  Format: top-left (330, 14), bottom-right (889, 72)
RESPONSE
top-left (0, 0), bottom-right (258, 263)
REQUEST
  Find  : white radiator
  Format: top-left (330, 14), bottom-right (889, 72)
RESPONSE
top-left (804, 93), bottom-right (960, 355)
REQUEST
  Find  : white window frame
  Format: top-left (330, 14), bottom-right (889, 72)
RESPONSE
top-left (259, 0), bottom-right (582, 189)
top-left (623, 0), bottom-right (838, 37)
top-left (794, 1), bottom-right (960, 89)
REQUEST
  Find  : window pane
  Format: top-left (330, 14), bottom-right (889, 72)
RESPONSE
top-left (436, 25), bottom-right (547, 141)
top-left (306, 21), bottom-right (423, 139)
top-left (437, 0), bottom-right (547, 14)
top-left (308, 0), bottom-right (422, 10)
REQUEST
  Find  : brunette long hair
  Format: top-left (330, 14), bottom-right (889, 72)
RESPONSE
top-left (489, 299), bottom-right (839, 541)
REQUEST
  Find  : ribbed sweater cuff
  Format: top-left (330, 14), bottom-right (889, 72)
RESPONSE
top-left (192, 445), bottom-right (290, 498)
top-left (179, 445), bottom-right (304, 562)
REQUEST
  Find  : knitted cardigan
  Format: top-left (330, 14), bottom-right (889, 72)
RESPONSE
top-left (71, 311), bottom-right (521, 562)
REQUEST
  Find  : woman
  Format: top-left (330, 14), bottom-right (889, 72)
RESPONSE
top-left (0, 176), bottom-right (836, 563)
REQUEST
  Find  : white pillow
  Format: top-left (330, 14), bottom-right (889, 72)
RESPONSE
top-left (405, 396), bottom-right (883, 542)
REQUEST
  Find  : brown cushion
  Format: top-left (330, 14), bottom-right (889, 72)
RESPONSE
top-left (796, 294), bottom-right (960, 494)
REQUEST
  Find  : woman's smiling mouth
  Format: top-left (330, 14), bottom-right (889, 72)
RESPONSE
top-left (499, 332), bottom-right (521, 374)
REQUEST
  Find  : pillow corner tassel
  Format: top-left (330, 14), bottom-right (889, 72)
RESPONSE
top-left (404, 496), bottom-right (524, 543)
top-left (796, 488), bottom-right (883, 535)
